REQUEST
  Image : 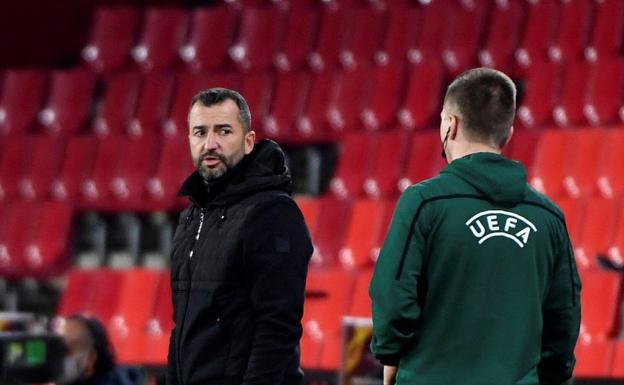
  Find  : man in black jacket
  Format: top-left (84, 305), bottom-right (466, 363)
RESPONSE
top-left (167, 88), bottom-right (312, 385)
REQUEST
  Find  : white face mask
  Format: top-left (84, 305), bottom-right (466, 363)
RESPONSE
top-left (57, 350), bottom-right (88, 385)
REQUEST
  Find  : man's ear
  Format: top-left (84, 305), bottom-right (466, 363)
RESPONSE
top-left (244, 130), bottom-right (256, 155)
top-left (449, 114), bottom-right (459, 140)
top-left (503, 126), bottom-right (514, 148)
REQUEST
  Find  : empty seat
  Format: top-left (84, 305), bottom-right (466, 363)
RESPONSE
top-left (229, 7), bottom-right (282, 72)
top-left (339, 199), bottom-right (391, 269)
top-left (579, 271), bottom-right (622, 337)
top-left (330, 133), bottom-right (375, 198)
top-left (180, 6), bottom-right (237, 72)
top-left (338, 6), bottom-right (385, 70)
top-left (583, 58), bottom-right (624, 126)
top-left (408, 0), bottom-right (450, 65)
top-left (296, 71), bottom-right (333, 141)
top-left (39, 69), bottom-right (97, 135)
top-left (574, 335), bottom-right (614, 378)
top-left (25, 201), bottom-right (73, 277)
top-left (0, 136), bottom-right (27, 201)
top-left (294, 196), bottom-right (321, 236)
top-left (478, 0), bottom-right (523, 71)
top-left (608, 202), bottom-right (624, 267)
top-left (129, 71), bottom-right (176, 137)
top-left (81, 7), bottom-right (141, 73)
top-left (515, 0), bottom-right (560, 69)
top-left (360, 63), bottom-right (405, 131)
top-left (562, 129), bottom-right (605, 198)
top-left (553, 197), bottom-right (585, 248)
top-left (516, 61), bottom-right (561, 128)
top-left (363, 130), bottom-right (409, 198)
top-left (0, 201), bottom-right (34, 278)
top-left (18, 136), bottom-right (65, 200)
top-left (398, 131), bottom-right (446, 192)
top-left (274, 6), bottom-right (318, 72)
top-left (584, 0), bottom-right (624, 62)
top-left (81, 136), bottom-right (123, 208)
top-left (553, 61), bottom-right (592, 127)
top-left (611, 340), bottom-right (624, 377)
top-left (442, 0), bottom-right (487, 74)
top-left (82, 269), bottom-right (125, 325)
top-left (597, 129), bottom-right (624, 199)
top-left (0, 70), bottom-right (47, 136)
top-left (575, 198), bottom-right (619, 271)
top-left (132, 8), bottom-right (189, 72)
top-left (141, 270), bottom-right (174, 365)
top-left (165, 71), bottom-right (242, 138)
top-left (347, 269), bottom-right (373, 318)
top-left (311, 197), bottom-right (351, 267)
top-left (240, 71), bottom-right (274, 134)
top-left (57, 268), bottom-right (97, 317)
top-left (146, 136), bottom-right (194, 209)
top-left (503, 129), bottom-right (541, 179)
top-left (398, 62), bottom-right (444, 130)
top-left (529, 130), bottom-right (570, 199)
top-left (327, 67), bottom-right (371, 135)
top-left (263, 71), bottom-right (310, 141)
top-left (94, 71), bottom-right (142, 137)
top-left (308, 6), bottom-right (348, 72)
top-left (374, 6), bottom-right (419, 66)
top-left (547, 0), bottom-right (592, 63)
top-left (51, 136), bottom-right (99, 201)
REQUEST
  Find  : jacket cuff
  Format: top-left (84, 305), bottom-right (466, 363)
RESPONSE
top-left (376, 353), bottom-right (402, 366)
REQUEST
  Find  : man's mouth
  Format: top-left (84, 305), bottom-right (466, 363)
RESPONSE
top-left (202, 155), bottom-right (224, 167)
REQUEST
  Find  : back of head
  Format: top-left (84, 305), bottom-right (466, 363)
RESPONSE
top-left (444, 68), bottom-right (516, 148)
top-left (67, 314), bottom-right (115, 376)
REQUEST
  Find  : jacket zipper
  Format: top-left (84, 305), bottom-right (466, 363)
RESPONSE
top-left (176, 208), bottom-right (205, 385)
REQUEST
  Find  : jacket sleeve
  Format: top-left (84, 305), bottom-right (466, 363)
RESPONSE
top-left (369, 187), bottom-right (426, 366)
top-left (241, 197), bottom-right (313, 385)
top-left (538, 231), bottom-right (581, 385)
top-left (166, 328), bottom-right (179, 385)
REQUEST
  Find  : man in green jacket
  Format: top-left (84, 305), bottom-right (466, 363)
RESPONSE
top-left (369, 68), bottom-right (581, 385)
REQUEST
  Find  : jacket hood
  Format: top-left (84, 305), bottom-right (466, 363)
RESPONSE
top-left (441, 152), bottom-right (527, 206)
top-left (178, 139), bottom-right (292, 207)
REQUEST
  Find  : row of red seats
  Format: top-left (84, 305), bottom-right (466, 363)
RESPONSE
top-left (576, 335), bottom-right (624, 378)
top-left (82, 0), bottom-right (624, 75)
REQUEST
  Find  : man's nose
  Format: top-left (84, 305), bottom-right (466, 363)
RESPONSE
top-left (203, 132), bottom-right (218, 151)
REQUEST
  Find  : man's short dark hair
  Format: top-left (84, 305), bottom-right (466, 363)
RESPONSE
top-left (189, 88), bottom-right (252, 133)
top-left (68, 314), bottom-right (115, 376)
top-left (444, 68), bottom-right (516, 148)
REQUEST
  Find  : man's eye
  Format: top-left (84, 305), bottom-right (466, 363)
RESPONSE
top-left (219, 129), bottom-right (231, 135)
top-left (194, 130), bottom-right (204, 137)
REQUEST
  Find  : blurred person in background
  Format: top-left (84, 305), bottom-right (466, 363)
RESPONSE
top-left (167, 88), bottom-right (312, 385)
top-left (370, 68), bottom-right (581, 385)
top-left (57, 314), bottom-right (142, 385)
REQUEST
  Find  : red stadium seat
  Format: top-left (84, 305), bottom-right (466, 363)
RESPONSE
top-left (374, 6), bottom-right (419, 66)
top-left (294, 196), bottom-right (321, 235)
top-left (530, 130), bottom-right (569, 198)
top-left (398, 131), bottom-right (446, 192)
top-left (165, 71), bottom-right (242, 138)
top-left (579, 271), bottom-right (622, 338)
top-left (442, 0), bottom-right (487, 74)
top-left (338, 6), bottom-right (385, 70)
top-left (553, 197), bottom-right (585, 249)
top-left (142, 270), bottom-right (174, 365)
top-left (274, 6), bottom-right (318, 72)
top-left (478, 0), bottom-right (523, 71)
top-left (146, 136), bottom-right (194, 209)
top-left (547, 0), bottom-right (592, 63)
top-left (180, 6), bottom-right (237, 72)
top-left (311, 197), bottom-right (351, 267)
top-left (584, 0), bottom-right (624, 62)
top-left (296, 71), bottom-right (333, 141)
top-left (51, 136), bottom-right (98, 201)
top-left (129, 71), bottom-right (176, 137)
top-left (38, 69), bottom-right (97, 135)
top-left (574, 335), bottom-right (614, 378)
top-left (562, 129), bottom-right (605, 199)
top-left (0, 70), bottom-right (48, 136)
top-left (0, 136), bottom-right (28, 201)
top-left (609, 202), bottom-right (624, 267)
top-left (364, 130), bottom-right (409, 198)
top-left (0, 201), bottom-right (34, 278)
top-left (82, 269), bottom-right (125, 325)
top-left (361, 63), bottom-right (406, 131)
top-left (18, 136), bottom-right (65, 200)
top-left (611, 340), bottom-right (624, 377)
top-left (503, 129), bottom-right (541, 178)
top-left (57, 268), bottom-right (97, 317)
top-left (553, 61), bottom-right (592, 127)
top-left (583, 58), bottom-right (624, 126)
top-left (302, 268), bottom-right (354, 369)
top-left (516, 61), bottom-right (561, 128)
top-left (240, 71), bottom-right (274, 134)
top-left (327, 67), bottom-right (371, 135)
top-left (597, 129), bottom-right (624, 199)
top-left (398, 62), bottom-right (444, 130)
top-left (81, 7), bottom-right (141, 73)
top-left (515, 0), bottom-right (560, 70)
top-left (25, 201), bottom-right (73, 277)
top-left (308, 6), bottom-right (347, 72)
top-left (575, 198), bottom-right (619, 271)
top-left (81, 136), bottom-right (122, 208)
top-left (339, 199), bottom-right (391, 269)
top-left (330, 133), bottom-right (375, 198)
top-left (131, 8), bottom-right (189, 72)
top-left (408, 0), bottom-right (450, 65)
top-left (263, 71), bottom-right (310, 141)
top-left (94, 71), bottom-right (142, 137)
top-left (348, 268), bottom-right (373, 318)
top-left (229, 7), bottom-right (282, 72)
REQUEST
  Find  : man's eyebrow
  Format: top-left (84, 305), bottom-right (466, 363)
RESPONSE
top-left (214, 124), bottom-right (232, 129)
top-left (192, 125), bottom-right (206, 131)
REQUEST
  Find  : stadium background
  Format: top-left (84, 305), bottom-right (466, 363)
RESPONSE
top-left (0, 0), bottom-right (623, 383)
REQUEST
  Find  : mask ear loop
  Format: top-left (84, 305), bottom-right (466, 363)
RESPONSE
top-left (441, 127), bottom-right (451, 159)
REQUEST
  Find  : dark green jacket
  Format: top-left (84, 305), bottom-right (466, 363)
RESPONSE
top-left (370, 152), bottom-right (581, 385)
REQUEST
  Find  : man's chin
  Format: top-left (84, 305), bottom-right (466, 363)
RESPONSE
top-left (198, 166), bottom-right (227, 182)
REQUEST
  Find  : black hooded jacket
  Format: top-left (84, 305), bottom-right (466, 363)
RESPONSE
top-left (167, 140), bottom-right (313, 385)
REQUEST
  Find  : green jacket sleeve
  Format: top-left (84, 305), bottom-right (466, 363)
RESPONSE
top-left (538, 231), bottom-right (581, 385)
top-left (369, 187), bottom-right (426, 366)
